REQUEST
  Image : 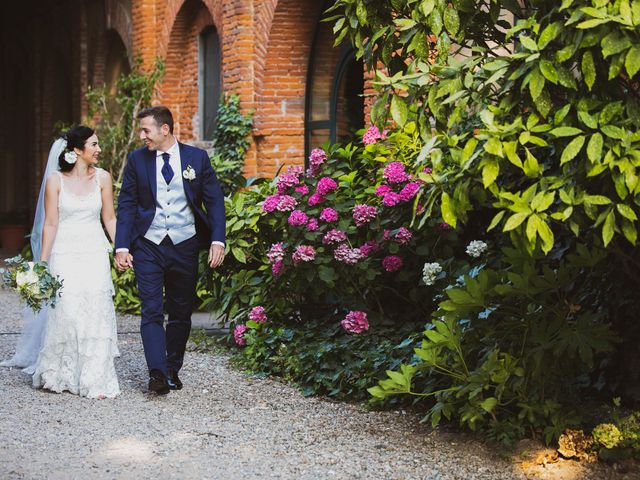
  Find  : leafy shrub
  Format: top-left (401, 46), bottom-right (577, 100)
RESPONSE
top-left (209, 93), bottom-right (254, 196)
top-left (324, 0), bottom-right (640, 444)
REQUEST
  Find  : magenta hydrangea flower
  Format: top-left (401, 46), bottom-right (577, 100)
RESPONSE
top-left (267, 242), bottom-right (285, 264)
top-left (286, 164), bottom-right (305, 176)
top-left (359, 240), bottom-right (379, 257)
top-left (333, 244), bottom-right (364, 264)
top-left (306, 218), bottom-right (319, 231)
top-left (423, 166), bottom-right (433, 175)
top-left (308, 148), bottom-right (327, 176)
top-left (341, 310), bottom-right (369, 334)
top-left (382, 255), bottom-right (403, 272)
top-left (437, 222), bottom-right (452, 230)
top-left (272, 260), bottom-right (284, 276)
top-left (399, 182), bottom-right (421, 202)
top-left (319, 207), bottom-right (339, 222)
top-left (352, 204), bottom-right (378, 227)
top-left (316, 177), bottom-right (338, 196)
top-left (288, 209), bottom-right (309, 226)
top-left (375, 184), bottom-right (392, 197)
top-left (308, 193), bottom-right (325, 206)
top-left (394, 227), bottom-right (413, 245)
top-left (276, 172), bottom-right (300, 194)
top-left (276, 195), bottom-right (298, 212)
top-left (249, 306), bottom-right (267, 324)
top-left (323, 229), bottom-right (347, 245)
top-left (295, 184), bottom-right (309, 195)
top-left (363, 126), bottom-right (383, 145)
top-left (383, 229), bottom-right (392, 242)
top-left (234, 324), bottom-right (248, 346)
top-left (382, 192), bottom-right (402, 207)
top-left (292, 245), bottom-right (316, 264)
top-left (263, 194), bottom-right (281, 213)
top-left (383, 162), bottom-right (409, 184)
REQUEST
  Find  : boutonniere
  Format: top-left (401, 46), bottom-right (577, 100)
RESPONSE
top-left (182, 165), bottom-right (196, 181)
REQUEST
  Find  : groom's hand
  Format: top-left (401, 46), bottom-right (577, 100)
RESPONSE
top-left (115, 251), bottom-right (134, 271)
top-left (208, 244), bottom-right (225, 269)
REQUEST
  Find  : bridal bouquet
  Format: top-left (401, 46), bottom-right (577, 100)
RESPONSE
top-left (0, 255), bottom-right (63, 312)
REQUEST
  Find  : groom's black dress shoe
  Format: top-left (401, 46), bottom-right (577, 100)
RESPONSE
top-left (148, 370), bottom-right (170, 395)
top-left (167, 370), bottom-right (183, 390)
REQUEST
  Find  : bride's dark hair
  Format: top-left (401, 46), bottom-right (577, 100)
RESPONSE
top-left (59, 125), bottom-right (95, 172)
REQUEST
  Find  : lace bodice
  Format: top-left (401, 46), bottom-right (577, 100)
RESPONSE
top-left (56, 169), bottom-right (103, 224)
top-left (51, 168), bottom-right (112, 255)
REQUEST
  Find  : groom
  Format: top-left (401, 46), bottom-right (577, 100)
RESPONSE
top-left (115, 106), bottom-right (225, 395)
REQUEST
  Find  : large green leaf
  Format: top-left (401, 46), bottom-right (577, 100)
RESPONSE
top-left (625, 46), bottom-right (640, 78)
top-left (587, 133), bottom-right (604, 163)
top-left (560, 135), bottom-right (586, 165)
top-left (441, 192), bottom-right (457, 228)
top-left (582, 51), bottom-right (596, 90)
top-left (390, 95), bottom-right (408, 127)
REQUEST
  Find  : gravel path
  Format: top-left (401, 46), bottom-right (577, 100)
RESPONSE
top-left (0, 289), bottom-right (625, 480)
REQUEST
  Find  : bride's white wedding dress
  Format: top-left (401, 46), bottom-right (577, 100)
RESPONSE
top-left (31, 168), bottom-right (120, 398)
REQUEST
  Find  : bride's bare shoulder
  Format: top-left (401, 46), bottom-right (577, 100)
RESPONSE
top-left (45, 171), bottom-right (62, 190)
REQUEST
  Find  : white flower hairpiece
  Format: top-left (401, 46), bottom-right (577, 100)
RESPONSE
top-left (64, 150), bottom-right (78, 164)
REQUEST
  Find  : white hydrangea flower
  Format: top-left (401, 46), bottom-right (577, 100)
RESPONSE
top-left (422, 262), bottom-right (443, 286)
top-left (466, 240), bottom-right (488, 258)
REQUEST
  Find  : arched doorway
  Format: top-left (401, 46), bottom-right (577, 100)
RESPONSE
top-left (305, 4), bottom-right (364, 157)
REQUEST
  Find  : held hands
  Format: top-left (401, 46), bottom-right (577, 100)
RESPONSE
top-left (114, 251), bottom-right (134, 272)
top-left (208, 244), bottom-right (225, 269)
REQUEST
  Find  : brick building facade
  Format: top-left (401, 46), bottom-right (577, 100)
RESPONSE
top-left (0, 0), bottom-right (370, 242)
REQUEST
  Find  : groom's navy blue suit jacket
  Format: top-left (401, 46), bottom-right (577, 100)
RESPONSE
top-left (115, 142), bottom-right (225, 251)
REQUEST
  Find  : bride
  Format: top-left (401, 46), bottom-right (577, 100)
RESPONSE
top-left (1, 125), bottom-right (120, 399)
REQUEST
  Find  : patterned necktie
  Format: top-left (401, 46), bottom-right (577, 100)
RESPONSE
top-left (161, 152), bottom-right (173, 184)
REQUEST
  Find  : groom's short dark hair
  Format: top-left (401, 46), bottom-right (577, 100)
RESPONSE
top-left (138, 106), bottom-right (174, 133)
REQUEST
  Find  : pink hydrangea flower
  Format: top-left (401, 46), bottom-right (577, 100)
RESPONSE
top-left (359, 240), bottom-right (379, 257)
top-left (319, 208), bottom-right (339, 223)
top-left (288, 209), bottom-right (309, 226)
top-left (323, 229), bottom-right (347, 244)
top-left (306, 218), bottom-right (319, 231)
top-left (437, 222), bottom-right (452, 230)
top-left (382, 192), bottom-right (402, 207)
top-left (308, 193), bottom-right (325, 206)
top-left (308, 148), bottom-right (327, 176)
top-left (234, 324), bottom-right (248, 346)
top-left (295, 184), bottom-right (310, 195)
top-left (375, 184), bottom-right (392, 197)
top-left (267, 242), bottom-right (285, 264)
top-left (394, 227), bottom-right (413, 245)
top-left (423, 166), bottom-right (433, 175)
top-left (276, 172), bottom-right (300, 194)
top-left (399, 182), bottom-right (421, 202)
top-left (383, 229), bottom-right (392, 242)
top-left (263, 194), bottom-right (281, 213)
top-left (363, 126), bottom-right (383, 145)
top-left (353, 204), bottom-right (378, 227)
top-left (341, 310), bottom-right (369, 334)
top-left (316, 177), bottom-right (338, 196)
top-left (286, 165), bottom-right (305, 176)
top-left (382, 255), bottom-right (403, 272)
top-left (276, 195), bottom-right (298, 212)
top-left (249, 306), bottom-right (267, 324)
top-left (333, 244), bottom-right (364, 264)
top-left (383, 162), bottom-right (409, 184)
top-left (292, 245), bottom-right (316, 264)
top-left (272, 260), bottom-right (284, 276)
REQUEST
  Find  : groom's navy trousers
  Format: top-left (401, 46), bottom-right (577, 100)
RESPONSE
top-left (132, 235), bottom-right (199, 375)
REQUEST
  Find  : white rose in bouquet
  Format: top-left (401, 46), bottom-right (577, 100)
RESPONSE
top-left (16, 267), bottom-right (39, 288)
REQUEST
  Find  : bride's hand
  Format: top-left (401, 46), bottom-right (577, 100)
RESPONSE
top-left (114, 251), bottom-right (133, 271)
